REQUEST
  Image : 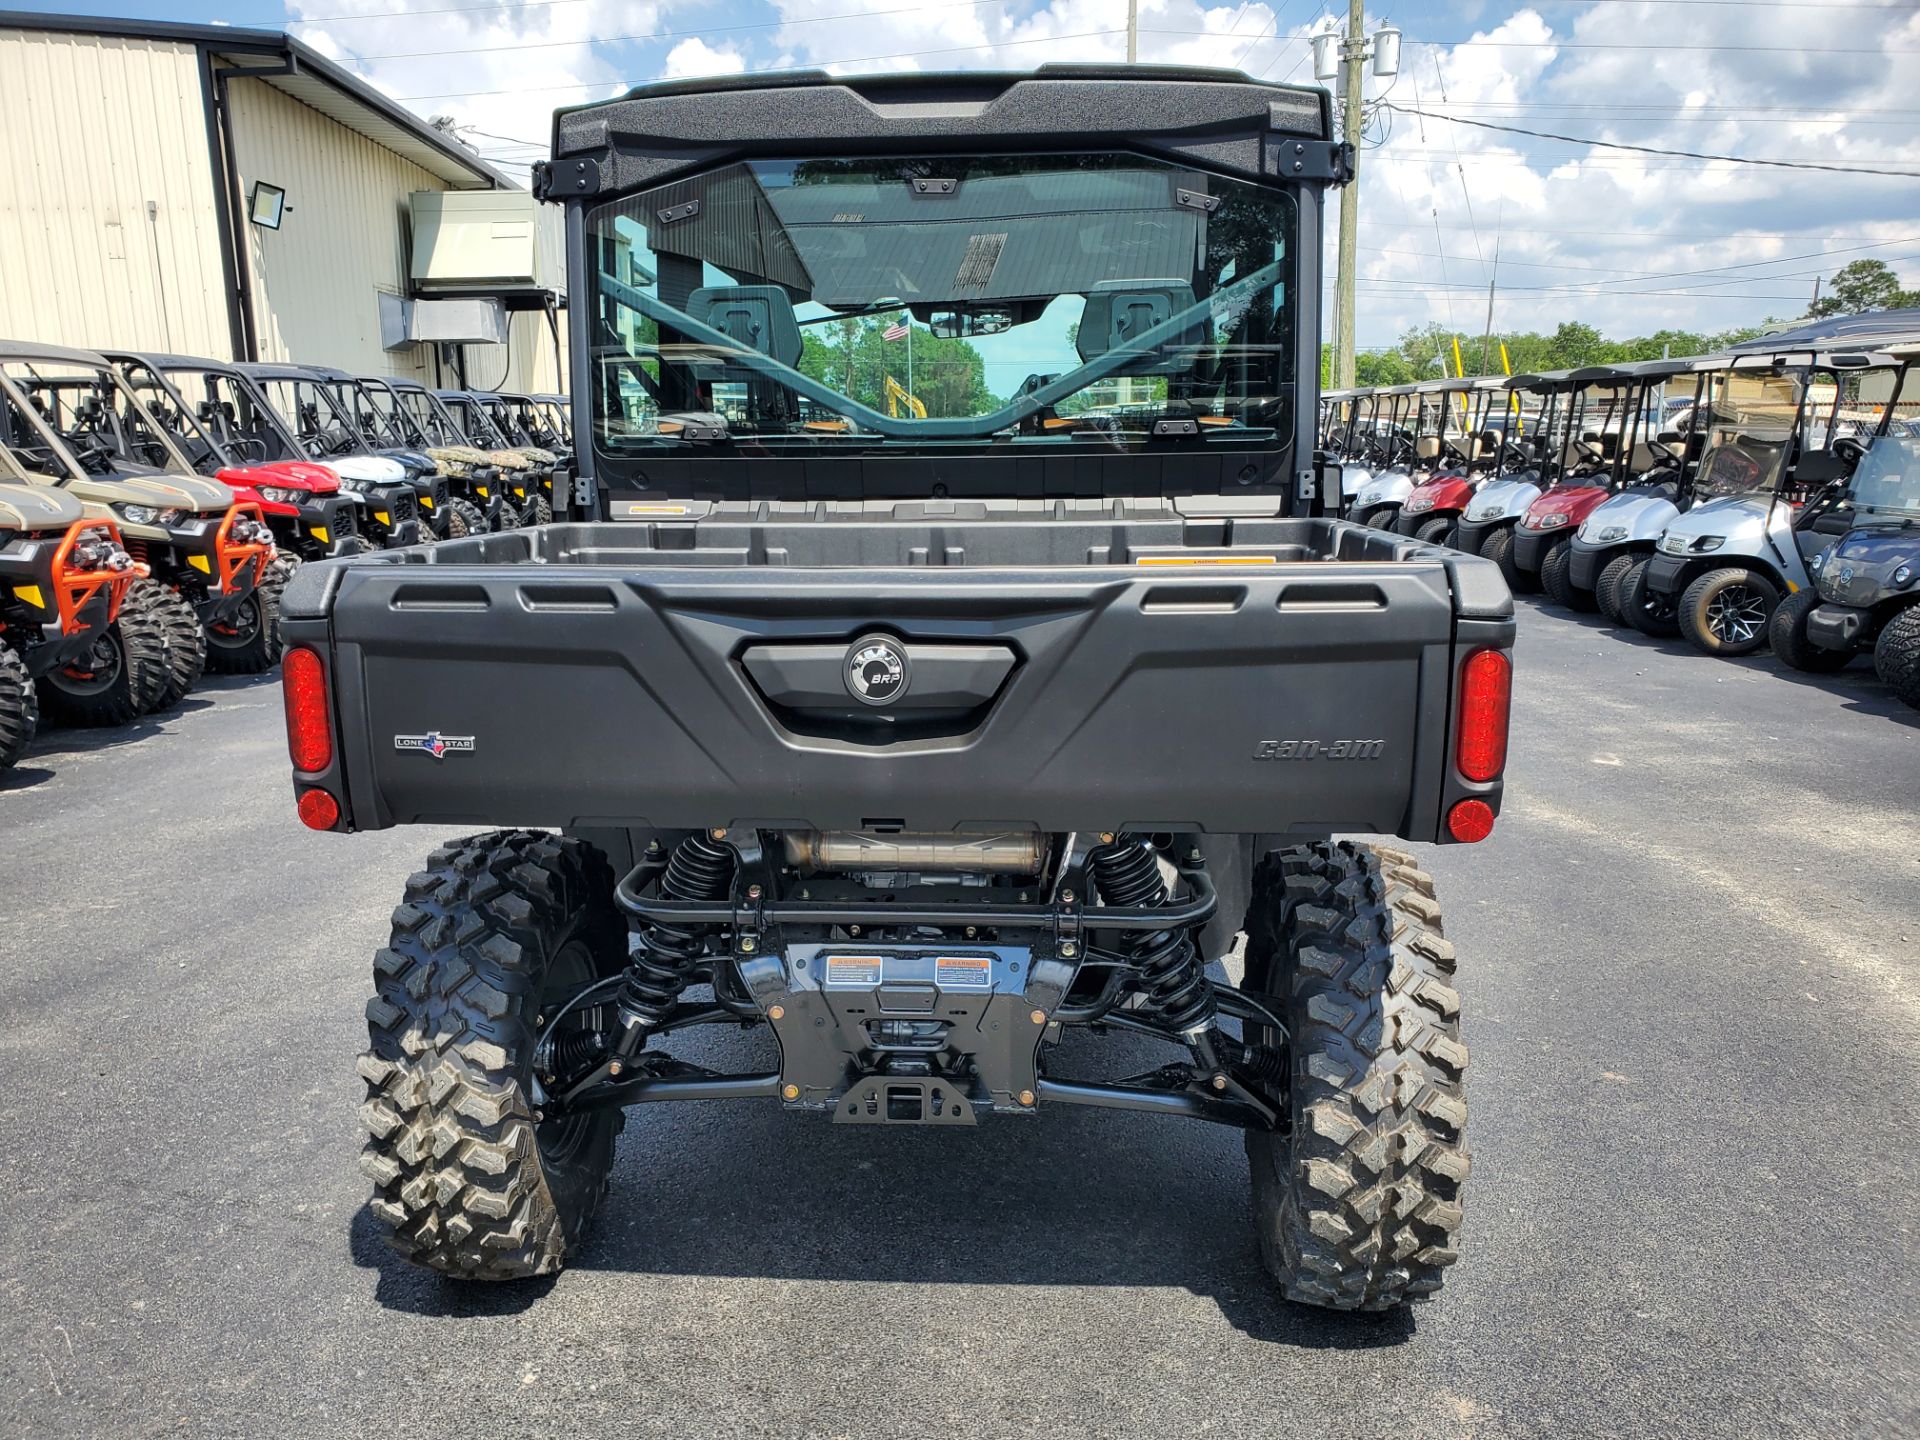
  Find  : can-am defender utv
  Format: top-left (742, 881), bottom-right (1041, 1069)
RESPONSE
top-left (107, 352), bottom-right (364, 564)
top-left (0, 343), bottom-right (277, 697)
top-left (235, 364), bottom-right (423, 552)
top-left (1772, 425), bottom-right (1920, 704)
top-left (385, 378), bottom-right (510, 534)
top-left (334, 374), bottom-right (460, 535)
top-left (0, 473), bottom-right (154, 759)
top-left (292, 67), bottom-right (1512, 1312)
top-left (481, 391), bottom-right (566, 523)
top-left (436, 389), bottom-right (552, 526)
top-left (1627, 348), bottom-right (1897, 654)
top-left (1560, 356), bottom-right (1715, 622)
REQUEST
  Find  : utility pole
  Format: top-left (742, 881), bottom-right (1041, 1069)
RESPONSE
top-left (1335, 0), bottom-right (1363, 389)
top-left (1480, 233), bottom-right (1500, 375)
top-left (1127, 0), bottom-right (1137, 62)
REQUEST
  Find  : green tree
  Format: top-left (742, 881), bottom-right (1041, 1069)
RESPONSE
top-left (1808, 259), bottom-right (1915, 319)
top-left (797, 316), bottom-right (997, 418)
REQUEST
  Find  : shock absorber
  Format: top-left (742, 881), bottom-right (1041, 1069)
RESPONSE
top-left (1088, 836), bottom-right (1223, 1057)
top-left (609, 833), bottom-right (737, 1059)
top-left (1089, 838), bottom-right (1215, 1031)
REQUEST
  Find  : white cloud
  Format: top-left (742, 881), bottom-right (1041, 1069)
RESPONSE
top-left (663, 37), bottom-right (747, 79)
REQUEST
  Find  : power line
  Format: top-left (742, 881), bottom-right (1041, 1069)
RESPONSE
top-left (1378, 106), bottom-right (1920, 177)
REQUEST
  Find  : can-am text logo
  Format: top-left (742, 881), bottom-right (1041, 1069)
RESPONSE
top-left (1253, 738), bottom-right (1385, 761)
top-left (394, 731), bottom-right (475, 760)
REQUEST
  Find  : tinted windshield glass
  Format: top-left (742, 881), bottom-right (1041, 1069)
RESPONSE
top-left (1693, 372), bottom-right (1801, 498)
top-left (586, 152), bottom-right (1296, 455)
top-left (1850, 435), bottom-right (1920, 515)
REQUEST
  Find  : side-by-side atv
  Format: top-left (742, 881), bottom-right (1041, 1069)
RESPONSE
top-left (337, 375), bottom-right (459, 536)
top-left (0, 342), bottom-right (279, 696)
top-left (236, 364), bottom-right (423, 552)
top-left (1627, 349), bottom-right (1900, 655)
top-left (481, 391), bottom-right (566, 524)
top-left (386, 379), bottom-right (511, 535)
top-left (0, 474), bottom-right (154, 759)
top-left (1772, 429), bottom-right (1920, 705)
top-left (285, 67), bottom-right (1513, 1313)
top-left (107, 352), bottom-right (362, 565)
top-left (436, 389), bottom-right (552, 526)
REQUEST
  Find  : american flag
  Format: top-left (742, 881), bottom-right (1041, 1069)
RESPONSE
top-left (882, 320), bottom-right (910, 342)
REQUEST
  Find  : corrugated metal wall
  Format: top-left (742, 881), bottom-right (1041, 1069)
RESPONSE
top-left (0, 30), bottom-right (231, 356)
top-left (227, 76), bottom-right (563, 393)
top-left (226, 75), bottom-right (439, 381)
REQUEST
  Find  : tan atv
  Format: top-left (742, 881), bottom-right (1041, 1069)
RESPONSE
top-left (0, 344), bottom-right (282, 708)
top-left (0, 473), bottom-right (160, 744)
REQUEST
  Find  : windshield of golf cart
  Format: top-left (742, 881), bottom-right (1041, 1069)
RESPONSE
top-left (1849, 435), bottom-right (1920, 517)
top-left (587, 152), bottom-right (1297, 456)
top-left (1693, 371), bottom-right (1802, 499)
top-left (0, 359), bottom-right (189, 478)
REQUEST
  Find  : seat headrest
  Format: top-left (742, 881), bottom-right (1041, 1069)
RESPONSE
top-left (1076, 279), bottom-right (1203, 377)
top-left (688, 285), bottom-right (803, 369)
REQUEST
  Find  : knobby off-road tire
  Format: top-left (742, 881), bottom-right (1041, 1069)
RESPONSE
top-left (1595, 553), bottom-right (1638, 625)
top-left (37, 586), bottom-right (165, 728)
top-left (0, 642), bottom-right (37, 771)
top-left (523, 493), bottom-right (554, 527)
top-left (1481, 527), bottom-right (1525, 594)
top-left (1873, 605), bottom-right (1920, 710)
top-left (1679, 566), bottom-right (1779, 657)
top-left (1242, 842), bottom-right (1469, 1311)
top-left (1768, 589), bottom-right (1852, 673)
top-left (135, 579), bottom-right (207, 713)
top-left (439, 497), bottom-right (487, 540)
top-left (359, 830), bottom-right (628, 1280)
top-left (1620, 558), bottom-right (1681, 638)
top-left (205, 555), bottom-right (295, 675)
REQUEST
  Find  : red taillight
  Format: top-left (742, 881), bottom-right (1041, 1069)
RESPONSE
top-left (1447, 798), bottom-right (1495, 843)
top-left (283, 645), bottom-right (333, 772)
top-left (1456, 647), bottom-right (1511, 782)
top-left (297, 788), bottom-right (341, 831)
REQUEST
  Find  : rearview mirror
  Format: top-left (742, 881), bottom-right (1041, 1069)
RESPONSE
top-left (929, 308), bottom-right (1013, 339)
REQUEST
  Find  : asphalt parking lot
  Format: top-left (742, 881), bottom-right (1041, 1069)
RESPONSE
top-left (1, 600), bottom-right (1916, 1439)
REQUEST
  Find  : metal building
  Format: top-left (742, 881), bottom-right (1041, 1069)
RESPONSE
top-left (0, 11), bottom-right (566, 392)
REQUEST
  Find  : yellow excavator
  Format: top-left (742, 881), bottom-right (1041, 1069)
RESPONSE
top-left (885, 375), bottom-right (926, 420)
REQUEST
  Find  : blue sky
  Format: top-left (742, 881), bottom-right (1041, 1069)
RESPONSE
top-left (17, 0), bottom-right (1920, 348)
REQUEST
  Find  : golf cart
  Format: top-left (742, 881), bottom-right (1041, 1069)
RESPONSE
top-left (1397, 378), bottom-right (1512, 545)
top-left (0, 342), bottom-right (277, 693)
top-left (0, 472), bottom-right (156, 752)
top-left (1771, 424), bottom-right (1920, 704)
top-left (234, 364), bottom-right (423, 551)
top-left (1453, 370), bottom-right (1576, 568)
top-left (1560, 356), bottom-right (1717, 622)
top-left (1626, 348), bottom-right (1896, 654)
top-left (1319, 387), bottom-right (1374, 514)
top-left (1504, 365), bottom-right (1677, 605)
top-left (1351, 382), bottom-right (1436, 531)
top-left (107, 352), bottom-right (365, 564)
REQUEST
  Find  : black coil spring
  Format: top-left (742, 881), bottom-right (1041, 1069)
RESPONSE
top-left (1089, 839), bottom-right (1216, 1034)
top-left (618, 834), bottom-right (736, 1027)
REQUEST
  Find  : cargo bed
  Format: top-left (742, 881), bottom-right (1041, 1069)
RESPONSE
top-left (281, 505), bottom-right (1513, 841)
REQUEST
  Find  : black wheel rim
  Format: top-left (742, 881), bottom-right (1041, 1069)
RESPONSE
top-left (533, 937), bottom-right (602, 1166)
top-left (56, 632), bottom-right (123, 694)
top-left (206, 594), bottom-right (262, 650)
top-left (1706, 584), bottom-right (1766, 644)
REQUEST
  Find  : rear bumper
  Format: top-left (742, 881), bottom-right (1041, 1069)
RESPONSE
top-left (1806, 603), bottom-right (1869, 653)
top-left (285, 518), bottom-right (1515, 842)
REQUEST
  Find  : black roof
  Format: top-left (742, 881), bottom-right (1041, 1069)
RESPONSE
top-left (1732, 309), bottom-right (1920, 352)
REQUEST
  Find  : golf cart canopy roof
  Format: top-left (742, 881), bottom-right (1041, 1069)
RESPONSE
top-left (1618, 355), bottom-right (1724, 381)
top-left (1716, 349), bottom-right (1898, 372)
top-left (1506, 369), bottom-right (1576, 391)
top-left (1732, 310), bottom-right (1920, 353)
top-left (1415, 377), bottom-right (1475, 393)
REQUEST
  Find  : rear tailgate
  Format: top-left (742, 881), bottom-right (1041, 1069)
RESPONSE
top-left (283, 546), bottom-right (1510, 841)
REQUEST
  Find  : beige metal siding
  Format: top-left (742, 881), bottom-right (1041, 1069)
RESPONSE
top-left (0, 29), bottom-right (231, 356)
top-left (226, 75), bottom-right (439, 381)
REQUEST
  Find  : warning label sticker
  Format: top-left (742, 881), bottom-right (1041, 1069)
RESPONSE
top-left (824, 954), bottom-right (883, 986)
top-left (935, 955), bottom-right (993, 990)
